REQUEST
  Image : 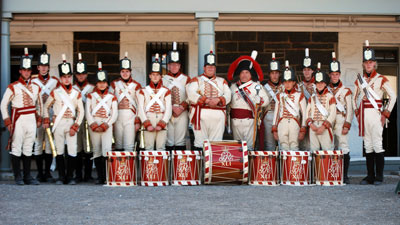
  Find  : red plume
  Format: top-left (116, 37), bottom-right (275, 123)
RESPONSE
top-left (227, 56), bottom-right (264, 81)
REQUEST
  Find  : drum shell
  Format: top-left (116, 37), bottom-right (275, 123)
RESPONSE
top-left (171, 150), bottom-right (202, 185)
top-left (106, 151), bottom-right (137, 186)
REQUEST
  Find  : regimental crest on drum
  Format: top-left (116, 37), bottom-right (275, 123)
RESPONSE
top-left (177, 156), bottom-right (190, 178)
top-left (146, 157), bottom-right (159, 181)
top-left (259, 157), bottom-right (272, 180)
top-left (219, 149), bottom-right (234, 167)
top-left (116, 157), bottom-right (130, 181)
top-left (289, 157), bottom-right (305, 181)
top-left (328, 155), bottom-right (341, 180)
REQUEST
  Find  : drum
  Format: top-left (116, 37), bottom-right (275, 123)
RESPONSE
top-left (140, 151), bottom-right (170, 186)
top-left (106, 151), bottom-right (137, 186)
top-left (203, 140), bottom-right (248, 184)
top-left (249, 151), bottom-right (279, 186)
top-left (280, 151), bottom-right (311, 186)
top-left (313, 150), bottom-right (344, 186)
top-left (171, 150), bottom-right (202, 186)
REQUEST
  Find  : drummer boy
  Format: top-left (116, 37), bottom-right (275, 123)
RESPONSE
top-left (86, 62), bottom-right (118, 184)
top-left (272, 61), bottom-right (307, 151)
top-left (306, 63), bottom-right (336, 151)
top-left (137, 54), bottom-right (172, 150)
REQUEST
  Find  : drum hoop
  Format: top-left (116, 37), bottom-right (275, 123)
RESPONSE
top-left (106, 151), bottom-right (137, 157)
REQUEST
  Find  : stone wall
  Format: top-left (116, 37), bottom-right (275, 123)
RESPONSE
top-left (215, 32), bottom-right (338, 82)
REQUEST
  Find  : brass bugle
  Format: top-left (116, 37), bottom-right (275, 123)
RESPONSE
top-left (45, 127), bottom-right (57, 158)
top-left (85, 121), bottom-right (91, 153)
top-left (139, 125), bottom-right (145, 149)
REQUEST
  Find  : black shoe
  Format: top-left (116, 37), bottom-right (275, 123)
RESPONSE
top-left (68, 179), bottom-right (77, 185)
top-left (56, 155), bottom-right (66, 185)
top-left (343, 153), bottom-right (350, 184)
top-left (175, 145), bottom-right (187, 150)
top-left (23, 156), bottom-right (40, 185)
top-left (11, 155), bottom-right (24, 185)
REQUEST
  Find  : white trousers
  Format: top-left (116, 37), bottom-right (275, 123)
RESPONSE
top-left (232, 118), bottom-right (254, 150)
top-left (114, 109), bottom-right (137, 151)
top-left (193, 109), bottom-right (225, 148)
top-left (333, 115), bottom-right (350, 154)
top-left (144, 113), bottom-right (167, 151)
top-left (363, 108), bottom-right (384, 153)
top-left (33, 126), bottom-right (52, 155)
top-left (11, 114), bottom-right (36, 157)
top-left (263, 111), bottom-right (277, 151)
top-left (166, 111), bottom-right (188, 147)
top-left (277, 118), bottom-right (300, 151)
top-left (309, 121), bottom-right (334, 152)
top-left (53, 118), bottom-right (77, 157)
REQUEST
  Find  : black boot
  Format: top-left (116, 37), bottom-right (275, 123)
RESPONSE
top-left (44, 153), bottom-right (54, 182)
top-left (374, 152), bottom-right (385, 185)
top-left (11, 155), bottom-right (24, 185)
top-left (66, 156), bottom-right (77, 185)
top-left (75, 152), bottom-right (83, 182)
top-left (23, 156), bottom-right (39, 185)
top-left (55, 155), bottom-right (66, 185)
top-left (343, 153), bottom-right (350, 184)
top-left (94, 157), bottom-right (105, 185)
top-left (360, 153), bottom-right (375, 185)
top-left (83, 153), bottom-right (93, 182)
top-left (35, 154), bottom-right (45, 182)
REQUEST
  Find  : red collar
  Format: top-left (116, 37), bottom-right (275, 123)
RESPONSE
top-left (167, 72), bottom-right (182, 78)
top-left (119, 77), bottom-right (133, 84)
top-left (150, 80), bottom-right (163, 89)
top-left (364, 70), bottom-right (378, 79)
top-left (61, 83), bottom-right (73, 93)
top-left (18, 77), bottom-right (31, 86)
top-left (316, 88), bottom-right (329, 96)
top-left (94, 87), bottom-right (109, 96)
top-left (201, 74), bottom-right (216, 80)
top-left (304, 77), bottom-right (315, 84)
top-left (329, 80), bottom-right (343, 89)
top-left (268, 80), bottom-right (281, 87)
top-left (285, 88), bottom-right (296, 95)
top-left (38, 74), bottom-right (50, 81)
top-left (75, 80), bottom-right (88, 89)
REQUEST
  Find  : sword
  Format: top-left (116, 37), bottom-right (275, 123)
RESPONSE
top-left (85, 121), bottom-right (91, 153)
top-left (252, 84), bottom-right (262, 150)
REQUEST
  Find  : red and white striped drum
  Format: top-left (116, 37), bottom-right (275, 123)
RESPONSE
top-left (249, 151), bottom-right (279, 186)
top-left (203, 140), bottom-right (248, 184)
top-left (280, 151), bottom-right (311, 186)
top-left (171, 150), bottom-right (202, 186)
top-left (140, 151), bottom-right (170, 186)
top-left (106, 151), bottom-right (137, 186)
top-left (313, 150), bottom-right (344, 186)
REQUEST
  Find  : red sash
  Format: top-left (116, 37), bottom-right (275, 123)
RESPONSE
top-left (6, 106), bottom-right (37, 150)
top-left (190, 104), bottom-right (226, 130)
top-left (230, 108), bottom-right (253, 119)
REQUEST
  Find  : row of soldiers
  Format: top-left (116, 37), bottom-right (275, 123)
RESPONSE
top-left (1, 40), bottom-right (396, 186)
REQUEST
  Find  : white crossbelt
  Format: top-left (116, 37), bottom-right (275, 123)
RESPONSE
top-left (313, 94), bottom-right (329, 118)
top-left (80, 85), bottom-right (92, 103)
top-left (145, 86), bottom-right (167, 112)
top-left (52, 89), bottom-right (77, 132)
top-left (15, 83), bottom-right (36, 102)
top-left (264, 83), bottom-right (278, 102)
top-left (201, 76), bottom-right (223, 96)
top-left (359, 74), bottom-right (381, 110)
top-left (116, 81), bottom-right (137, 108)
top-left (281, 93), bottom-right (299, 117)
top-left (34, 78), bottom-right (57, 96)
top-left (166, 75), bottom-right (185, 92)
top-left (328, 86), bottom-right (346, 113)
top-left (302, 82), bottom-right (315, 100)
top-left (91, 92), bottom-right (112, 116)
